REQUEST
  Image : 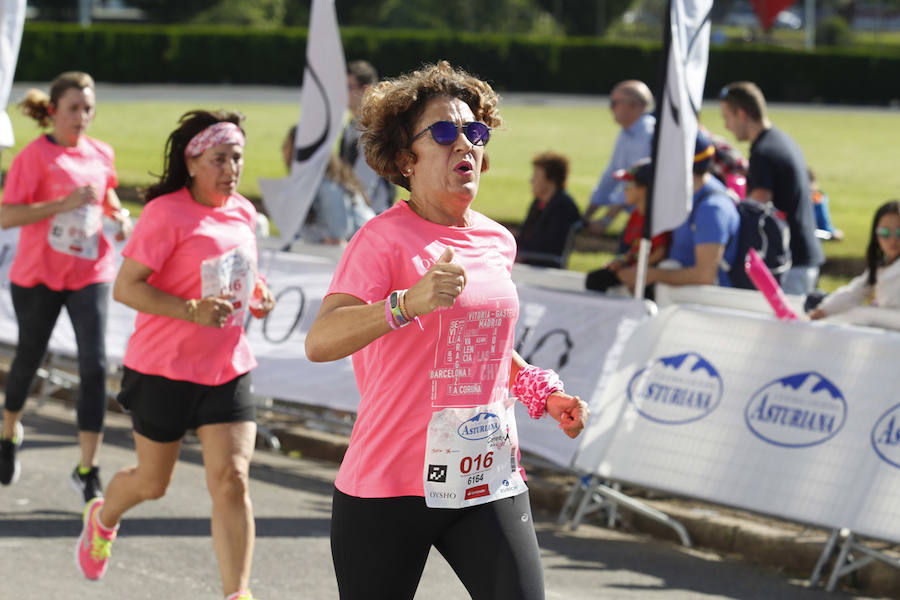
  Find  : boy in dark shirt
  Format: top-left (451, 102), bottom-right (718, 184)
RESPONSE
top-left (585, 158), bottom-right (670, 292)
top-left (720, 81), bottom-right (824, 295)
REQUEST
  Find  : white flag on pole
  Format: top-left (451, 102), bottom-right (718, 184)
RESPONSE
top-left (0, 0), bottom-right (26, 149)
top-left (259, 0), bottom-right (347, 245)
top-left (648, 0), bottom-right (712, 237)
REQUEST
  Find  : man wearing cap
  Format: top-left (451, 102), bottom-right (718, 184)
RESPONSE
top-left (720, 81), bottom-right (824, 295)
top-left (585, 158), bottom-right (670, 293)
top-left (618, 133), bottom-right (740, 289)
top-left (584, 80), bottom-right (656, 234)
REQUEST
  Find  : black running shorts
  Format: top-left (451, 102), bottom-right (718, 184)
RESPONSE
top-left (117, 367), bottom-right (255, 442)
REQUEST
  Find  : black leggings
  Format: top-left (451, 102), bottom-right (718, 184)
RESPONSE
top-left (4, 282), bottom-right (109, 432)
top-left (331, 488), bottom-right (544, 600)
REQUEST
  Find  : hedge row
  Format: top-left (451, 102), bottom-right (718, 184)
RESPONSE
top-left (15, 23), bottom-right (900, 104)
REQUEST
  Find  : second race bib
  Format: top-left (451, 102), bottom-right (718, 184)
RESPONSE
top-left (201, 241), bottom-right (257, 327)
top-left (47, 204), bottom-right (102, 260)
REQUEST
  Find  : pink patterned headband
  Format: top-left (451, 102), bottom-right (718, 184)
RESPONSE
top-left (184, 122), bottom-right (245, 159)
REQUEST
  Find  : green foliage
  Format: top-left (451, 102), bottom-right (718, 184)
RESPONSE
top-left (127, 0), bottom-right (220, 23)
top-left (372, 0), bottom-right (555, 35)
top-left (14, 23), bottom-right (900, 104)
top-left (282, 0), bottom-right (310, 27)
top-left (129, 0), bottom-right (307, 26)
top-left (124, 0), bottom-right (627, 36)
top-left (190, 0), bottom-right (287, 27)
top-left (816, 16), bottom-right (852, 47)
top-left (533, 0), bottom-right (634, 36)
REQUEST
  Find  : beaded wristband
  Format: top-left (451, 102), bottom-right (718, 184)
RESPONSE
top-left (398, 290), bottom-right (412, 323)
top-left (186, 299), bottom-right (199, 323)
top-left (513, 364), bottom-right (564, 420)
top-left (398, 289), bottom-right (424, 331)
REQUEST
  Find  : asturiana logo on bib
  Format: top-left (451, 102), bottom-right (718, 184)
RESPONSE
top-left (458, 412), bottom-right (501, 440)
top-left (744, 372), bottom-right (846, 448)
top-left (626, 352), bottom-right (723, 425)
top-left (871, 403), bottom-right (900, 469)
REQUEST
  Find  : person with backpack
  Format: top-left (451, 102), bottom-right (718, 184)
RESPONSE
top-left (617, 132), bottom-right (740, 290)
top-left (719, 81), bottom-right (824, 295)
top-left (585, 158), bottom-right (670, 293)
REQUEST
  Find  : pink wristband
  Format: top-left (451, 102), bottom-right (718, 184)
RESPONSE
top-left (513, 364), bottom-right (564, 420)
top-left (385, 299), bottom-right (400, 330)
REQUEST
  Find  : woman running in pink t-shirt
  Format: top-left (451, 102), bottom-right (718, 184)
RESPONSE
top-left (74, 110), bottom-right (275, 600)
top-left (305, 61), bottom-right (588, 600)
top-left (0, 71), bottom-right (132, 502)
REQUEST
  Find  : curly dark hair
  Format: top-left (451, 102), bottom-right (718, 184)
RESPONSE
top-left (358, 61), bottom-right (501, 191)
top-left (145, 110), bottom-right (245, 202)
top-left (867, 200), bottom-right (900, 285)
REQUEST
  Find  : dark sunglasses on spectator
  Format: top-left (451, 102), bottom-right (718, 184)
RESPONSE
top-left (876, 227), bottom-right (900, 240)
top-left (411, 121), bottom-right (491, 146)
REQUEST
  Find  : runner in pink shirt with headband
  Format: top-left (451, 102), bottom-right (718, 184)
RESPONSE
top-left (75, 110), bottom-right (275, 600)
top-left (306, 61), bottom-right (588, 600)
top-left (0, 71), bottom-right (132, 502)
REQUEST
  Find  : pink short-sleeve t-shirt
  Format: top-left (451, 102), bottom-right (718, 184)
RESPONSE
top-left (327, 201), bottom-right (520, 498)
top-left (4, 135), bottom-right (119, 290)
top-left (121, 188), bottom-right (258, 385)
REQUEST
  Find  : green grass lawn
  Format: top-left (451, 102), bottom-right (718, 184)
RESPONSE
top-left (3, 98), bottom-right (898, 291)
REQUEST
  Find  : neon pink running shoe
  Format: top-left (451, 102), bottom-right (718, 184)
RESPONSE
top-left (75, 497), bottom-right (117, 580)
top-left (225, 591), bottom-right (257, 600)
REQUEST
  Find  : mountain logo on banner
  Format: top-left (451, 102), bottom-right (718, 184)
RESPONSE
top-left (626, 352), bottom-right (723, 425)
top-left (458, 412), bottom-right (501, 441)
top-left (744, 372), bottom-right (847, 448)
top-left (871, 403), bottom-right (900, 469)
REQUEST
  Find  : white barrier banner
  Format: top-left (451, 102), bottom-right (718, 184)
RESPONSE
top-left (574, 304), bottom-right (900, 543)
top-left (0, 232), bottom-right (648, 467)
top-left (512, 285), bottom-right (648, 467)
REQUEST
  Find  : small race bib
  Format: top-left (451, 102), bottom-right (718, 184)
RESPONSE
top-left (47, 204), bottom-right (102, 260)
top-left (424, 398), bottom-right (526, 509)
top-left (201, 242), bottom-right (257, 327)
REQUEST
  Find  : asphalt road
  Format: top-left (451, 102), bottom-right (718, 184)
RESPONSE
top-left (0, 400), bottom-right (892, 600)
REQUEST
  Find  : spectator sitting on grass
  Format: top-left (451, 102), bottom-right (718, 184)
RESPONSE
top-left (617, 131), bottom-right (740, 291)
top-left (515, 151), bottom-right (582, 268)
top-left (585, 158), bottom-right (670, 293)
top-left (583, 80), bottom-right (655, 235)
top-left (808, 200), bottom-right (899, 320)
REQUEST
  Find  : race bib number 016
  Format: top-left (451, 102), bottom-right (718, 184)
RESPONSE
top-left (424, 398), bottom-right (526, 509)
